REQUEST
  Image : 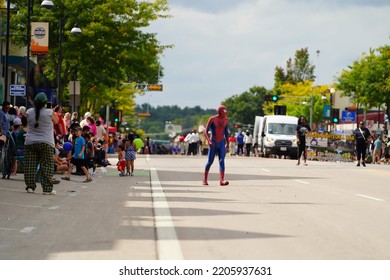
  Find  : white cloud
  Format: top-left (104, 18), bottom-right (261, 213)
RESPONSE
top-left (137, 0), bottom-right (390, 109)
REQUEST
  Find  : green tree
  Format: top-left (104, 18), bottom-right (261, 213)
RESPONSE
top-left (336, 45), bottom-right (390, 118)
top-left (9, 0), bottom-right (171, 116)
top-left (274, 47), bottom-right (316, 95)
top-left (222, 86), bottom-right (271, 126)
top-left (266, 81), bottom-right (332, 128)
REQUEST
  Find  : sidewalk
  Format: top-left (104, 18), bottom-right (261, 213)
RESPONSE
top-left (0, 154), bottom-right (157, 260)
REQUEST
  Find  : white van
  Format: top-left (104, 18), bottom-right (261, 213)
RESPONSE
top-left (253, 116), bottom-right (264, 148)
top-left (254, 115), bottom-right (298, 158)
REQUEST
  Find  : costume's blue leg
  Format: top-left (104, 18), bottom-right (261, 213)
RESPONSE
top-left (205, 145), bottom-right (216, 171)
top-left (203, 145), bottom-right (216, 185)
top-left (217, 142), bottom-right (226, 172)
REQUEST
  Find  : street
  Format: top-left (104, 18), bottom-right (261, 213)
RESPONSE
top-left (0, 154), bottom-right (390, 260)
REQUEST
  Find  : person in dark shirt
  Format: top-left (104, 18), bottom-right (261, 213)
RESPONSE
top-left (296, 116), bottom-right (311, 166)
top-left (353, 121), bottom-right (371, 166)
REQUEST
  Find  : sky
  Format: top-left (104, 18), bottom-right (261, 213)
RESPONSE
top-left (136, 0), bottom-right (390, 110)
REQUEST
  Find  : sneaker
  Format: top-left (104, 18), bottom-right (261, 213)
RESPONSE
top-left (26, 187), bottom-right (34, 193)
top-left (61, 177), bottom-right (70, 181)
top-left (43, 190), bottom-right (56, 195)
top-left (357, 163), bottom-right (360, 167)
top-left (83, 178), bottom-right (92, 183)
top-left (119, 173), bottom-right (126, 177)
top-left (130, 172), bottom-right (134, 176)
top-left (362, 162), bottom-right (366, 167)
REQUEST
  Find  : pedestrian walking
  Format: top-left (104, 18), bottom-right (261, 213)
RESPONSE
top-left (296, 115), bottom-right (311, 166)
top-left (353, 121), bottom-right (371, 167)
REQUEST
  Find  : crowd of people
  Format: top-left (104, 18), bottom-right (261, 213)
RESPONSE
top-left (0, 97), bottom-right (139, 195)
top-left (353, 121), bottom-right (390, 165)
top-left (3, 97), bottom-right (389, 194)
top-left (171, 129), bottom-right (255, 157)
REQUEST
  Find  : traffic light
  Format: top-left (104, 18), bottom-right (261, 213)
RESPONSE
top-left (114, 110), bottom-right (122, 122)
top-left (265, 95), bottom-right (278, 102)
top-left (332, 108), bottom-right (340, 123)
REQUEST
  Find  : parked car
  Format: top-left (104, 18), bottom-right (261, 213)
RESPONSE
top-left (151, 140), bottom-right (172, 154)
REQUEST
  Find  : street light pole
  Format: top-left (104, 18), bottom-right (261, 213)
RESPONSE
top-left (4, 0), bottom-right (11, 102)
top-left (26, 0), bottom-right (33, 106)
top-left (57, 17), bottom-right (64, 106)
top-left (40, 1), bottom-right (81, 106)
top-left (309, 94), bottom-right (313, 129)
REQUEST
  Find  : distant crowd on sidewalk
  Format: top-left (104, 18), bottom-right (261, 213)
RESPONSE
top-left (0, 98), bottom-right (144, 195)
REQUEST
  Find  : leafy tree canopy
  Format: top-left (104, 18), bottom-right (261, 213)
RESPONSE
top-left (274, 47), bottom-right (316, 89)
top-left (336, 45), bottom-right (390, 115)
top-left (222, 86), bottom-right (271, 126)
top-left (8, 0), bottom-right (171, 117)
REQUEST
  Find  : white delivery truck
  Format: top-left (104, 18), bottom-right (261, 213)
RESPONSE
top-left (254, 115), bottom-right (299, 158)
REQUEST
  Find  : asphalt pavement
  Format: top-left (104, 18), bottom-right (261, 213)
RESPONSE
top-left (1, 153), bottom-right (390, 261)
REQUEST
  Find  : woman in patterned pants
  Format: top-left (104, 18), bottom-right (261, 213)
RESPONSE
top-left (24, 92), bottom-right (59, 194)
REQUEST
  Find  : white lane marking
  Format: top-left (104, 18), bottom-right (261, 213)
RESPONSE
top-left (0, 227), bottom-right (19, 231)
top-left (20, 227), bottom-right (36, 233)
top-left (0, 187), bottom-right (24, 193)
top-left (261, 168), bottom-right (270, 173)
top-left (355, 194), bottom-right (384, 202)
top-left (0, 202), bottom-right (45, 209)
top-left (150, 168), bottom-right (183, 260)
top-left (294, 179), bottom-right (310, 185)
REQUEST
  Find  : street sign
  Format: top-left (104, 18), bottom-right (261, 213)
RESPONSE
top-left (323, 105), bottom-right (331, 119)
top-left (69, 80), bottom-right (80, 96)
top-left (10, 85), bottom-right (26, 96)
top-left (69, 81), bottom-right (81, 110)
top-left (165, 123), bottom-right (182, 133)
top-left (137, 113), bottom-right (151, 117)
top-left (147, 84), bottom-right (163, 91)
top-left (341, 110), bottom-right (356, 122)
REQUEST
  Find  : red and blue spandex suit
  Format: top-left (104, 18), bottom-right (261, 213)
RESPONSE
top-left (203, 105), bottom-right (229, 186)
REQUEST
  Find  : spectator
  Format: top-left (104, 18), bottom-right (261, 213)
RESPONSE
top-left (24, 92), bottom-right (59, 195)
top-left (80, 112), bottom-right (91, 128)
top-left (373, 137), bottom-right (384, 164)
top-left (244, 130), bottom-right (253, 157)
top-left (53, 105), bottom-right (66, 141)
top-left (61, 127), bottom-right (92, 183)
top-left (228, 133), bottom-right (237, 156)
top-left (63, 112), bottom-right (71, 131)
top-left (236, 132), bottom-right (244, 156)
top-left (71, 112), bottom-right (79, 125)
top-left (125, 133), bottom-right (137, 176)
top-left (0, 101), bottom-right (11, 134)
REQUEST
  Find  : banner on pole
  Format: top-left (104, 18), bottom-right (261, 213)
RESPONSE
top-left (31, 22), bottom-right (49, 55)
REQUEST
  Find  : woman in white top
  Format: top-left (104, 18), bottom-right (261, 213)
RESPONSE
top-left (24, 92), bottom-right (59, 195)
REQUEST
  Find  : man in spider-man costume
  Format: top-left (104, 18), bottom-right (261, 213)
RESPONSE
top-left (203, 105), bottom-right (230, 186)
